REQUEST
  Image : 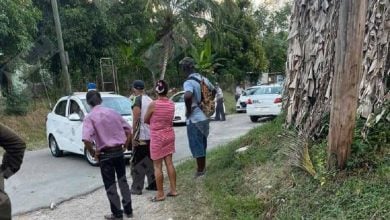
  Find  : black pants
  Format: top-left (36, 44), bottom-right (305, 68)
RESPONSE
top-left (215, 98), bottom-right (226, 121)
top-left (235, 94), bottom-right (240, 102)
top-left (99, 153), bottom-right (132, 218)
top-left (0, 180), bottom-right (11, 220)
top-left (0, 123), bottom-right (26, 220)
top-left (131, 143), bottom-right (156, 192)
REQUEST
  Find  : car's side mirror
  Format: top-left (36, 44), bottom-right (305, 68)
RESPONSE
top-left (69, 113), bottom-right (81, 121)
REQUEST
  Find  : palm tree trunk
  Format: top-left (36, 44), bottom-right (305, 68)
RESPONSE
top-left (159, 44), bottom-right (170, 80)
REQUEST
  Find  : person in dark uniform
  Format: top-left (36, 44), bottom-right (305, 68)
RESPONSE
top-left (0, 123), bottom-right (26, 220)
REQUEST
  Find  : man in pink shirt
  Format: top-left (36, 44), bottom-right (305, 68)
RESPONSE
top-left (82, 90), bottom-right (133, 220)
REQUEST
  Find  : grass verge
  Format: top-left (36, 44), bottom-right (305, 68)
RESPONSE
top-left (0, 99), bottom-right (49, 152)
top-left (168, 116), bottom-right (389, 219)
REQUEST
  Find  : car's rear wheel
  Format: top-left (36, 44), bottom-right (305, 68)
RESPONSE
top-left (84, 148), bottom-right (99, 166)
top-left (49, 135), bottom-right (63, 157)
top-left (250, 116), bottom-right (259, 122)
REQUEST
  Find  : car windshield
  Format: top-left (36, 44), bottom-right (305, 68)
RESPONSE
top-left (244, 88), bottom-right (258, 96)
top-left (82, 96), bottom-right (132, 115)
top-left (171, 93), bottom-right (184, 102)
top-left (253, 86), bottom-right (282, 95)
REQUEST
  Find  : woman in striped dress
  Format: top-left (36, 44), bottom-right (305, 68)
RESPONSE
top-left (145, 80), bottom-right (177, 202)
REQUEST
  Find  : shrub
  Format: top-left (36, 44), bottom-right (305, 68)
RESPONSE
top-left (4, 89), bottom-right (30, 115)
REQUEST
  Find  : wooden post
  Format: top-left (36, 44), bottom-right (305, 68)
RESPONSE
top-left (51, 0), bottom-right (72, 95)
top-left (327, 0), bottom-right (368, 169)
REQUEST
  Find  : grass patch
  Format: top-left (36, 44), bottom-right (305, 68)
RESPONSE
top-left (169, 116), bottom-right (389, 219)
top-left (223, 91), bottom-right (237, 115)
top-left (0, 99), bottom-right (49, 152)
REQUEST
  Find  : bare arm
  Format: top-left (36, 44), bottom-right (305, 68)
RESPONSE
top-left (83, 141), bottom-right (95, 157)
top-left (144, 101), bottom-right (155, 124)
top-left (184, 91), bottom-right (193, 118)
top-left (132, 106), bottom-right (141, 134)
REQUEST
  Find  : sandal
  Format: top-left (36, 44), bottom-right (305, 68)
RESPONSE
top-left (150, 196), bottom-right (165, 202)
top-left (166, 192), bottom-right (179, 197)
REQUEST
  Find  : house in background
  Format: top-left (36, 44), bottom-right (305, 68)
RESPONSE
top-left (259, 72), bottom-right (284, 85)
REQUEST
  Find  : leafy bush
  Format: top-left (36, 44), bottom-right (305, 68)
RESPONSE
top-left (4, 89), bottom-right (30, 115)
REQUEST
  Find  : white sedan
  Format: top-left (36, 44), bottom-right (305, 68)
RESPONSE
top-left (46, 92), bottom-right (133, 166)
top-left (170, 91), bottom-right (224, 123)
top-left (236, 86), bottom-right (262, 113)
top-left (246, 85), bottom-right (283, 122)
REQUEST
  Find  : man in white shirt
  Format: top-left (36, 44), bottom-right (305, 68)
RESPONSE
top-left (215, 83), bottom-right (225, 121)
top-left (130, 80), bottom-right (156, 195)
top-left (235, 84), bottom-right (243, 102)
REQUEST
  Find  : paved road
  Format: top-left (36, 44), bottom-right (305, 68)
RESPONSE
top-left (5, 113), bottom-right (261, 215)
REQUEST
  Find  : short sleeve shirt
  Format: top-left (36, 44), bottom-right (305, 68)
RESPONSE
top-left (183, 73), bottom-right (214, 123)
top-left (131, 95), bottom-right (152, 140)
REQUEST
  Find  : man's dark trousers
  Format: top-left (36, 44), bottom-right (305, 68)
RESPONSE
top-left (100, 153), bottom-right (132, 218)
top-left (215, 98), bottom-right (225, 121)
top-left (131, 142), bottom-right (156, 192)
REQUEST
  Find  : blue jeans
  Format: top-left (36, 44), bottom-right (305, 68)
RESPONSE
top-left (187, 120), bottom-right (209, 158)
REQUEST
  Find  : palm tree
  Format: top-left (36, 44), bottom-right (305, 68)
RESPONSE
top-left (144, 0), bottom-right (221, 80)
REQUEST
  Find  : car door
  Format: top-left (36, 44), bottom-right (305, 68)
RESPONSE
top-left (65, 99), bottom-right (85, 154)
top-left (48, 99), bottom-right (70, 151)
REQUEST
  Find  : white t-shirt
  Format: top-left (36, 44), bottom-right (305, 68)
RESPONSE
top-left (132, 95), bottom-right (152, 140)
top-left (236, 86), bottom-right (243, 95)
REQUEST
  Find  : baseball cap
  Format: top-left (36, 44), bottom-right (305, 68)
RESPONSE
top-left (132, 80), bottom-right (145, 90)
top-left (179, 57), bottom-right (195, 68)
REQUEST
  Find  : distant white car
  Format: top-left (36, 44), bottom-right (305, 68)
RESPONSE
top-left (246, 85), bottom-right (283, 122)
top-left (170, 91), bottom-right (186, 124)
top-left (170, 91), bottom-right (225, 123)
top-left (46, 92), bottom-right (133, 166)
top-left (235, 86), bottom-right (262, 113)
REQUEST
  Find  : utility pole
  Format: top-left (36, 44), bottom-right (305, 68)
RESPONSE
top-left (51, 0), bottom-right (72, 95)
top-left (327, 0), bottom-right (368, 169)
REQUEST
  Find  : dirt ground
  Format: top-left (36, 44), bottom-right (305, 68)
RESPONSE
top-left (14, 176), bottom-right (177, 220)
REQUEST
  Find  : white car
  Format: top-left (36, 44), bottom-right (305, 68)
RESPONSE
top-left (46, 92), bottom-right (133, 166)
top-left (170, 91), bottom-right (186, 124)
top-left (170, 91), bottom-right (225, 123)
top-left (246, 85), bottom-right (283, 122)
top-left (235, 86), bottom-right (262, 113)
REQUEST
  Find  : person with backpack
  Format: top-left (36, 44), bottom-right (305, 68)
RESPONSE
top-left (0, 123), bottom-right (26, 220)
top-left (130, 80), bottom-right (156, 195)
top-left (179, 57), bottom-right (215, 178)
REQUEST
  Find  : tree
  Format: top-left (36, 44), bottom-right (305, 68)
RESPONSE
top-left (210, 0), bottom-right (268, 84)
top-left (190, 38), bottom-right (224, 76)
top-left (0, 0), bottom-right (41, 91)
top-left (254, 2), bottom-right (291, 73)
top-left (144, 0), bottom-right (220, 80)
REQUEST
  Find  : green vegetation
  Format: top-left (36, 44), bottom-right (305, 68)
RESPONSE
top-left (0, 99), bottom-right (47, 152)
top-left (1, 0), bottom-right (291, 100)
top-left (170, 116), bottom-right (389, 219)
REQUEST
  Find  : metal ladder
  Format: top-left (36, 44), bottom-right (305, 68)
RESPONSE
top-left (99, 57), bottom-right (119, 93)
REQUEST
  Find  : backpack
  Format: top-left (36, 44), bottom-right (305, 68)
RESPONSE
top-left (188, 76), bottom-right (216, 117)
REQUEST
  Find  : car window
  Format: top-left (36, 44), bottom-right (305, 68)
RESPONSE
top-left (171, 93), bottom-right (184, 102)
top-left (69, 100), bottom-right (84, 119)
top-left (81, 96), bottom-right (132, 116)
top-left (246, 88), bottom-right (258, 95)
top-left (253, 86), bottom-right (282, 95)
top-left (54, 100), bottom-right (67, 116)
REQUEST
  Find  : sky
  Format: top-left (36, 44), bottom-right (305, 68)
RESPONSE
top-left (252, 0), bottom-right (291, 10)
